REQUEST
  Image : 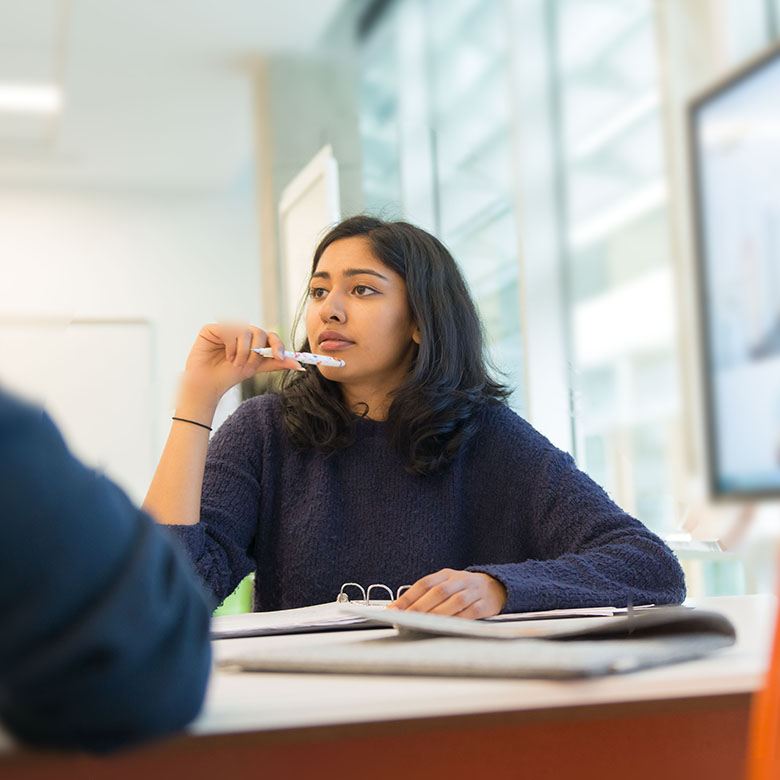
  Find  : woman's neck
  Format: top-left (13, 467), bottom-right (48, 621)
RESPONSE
top-left (338, 350), bottom-right (416, 421)
top-left (341, 384), bottom-right (392, 421)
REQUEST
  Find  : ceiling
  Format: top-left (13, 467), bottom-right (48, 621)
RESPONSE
top-left (0, 0), bottom-right (350, 191)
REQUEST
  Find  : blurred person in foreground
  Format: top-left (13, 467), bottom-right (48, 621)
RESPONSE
top-left (0, 386), bottom-right (212, 752)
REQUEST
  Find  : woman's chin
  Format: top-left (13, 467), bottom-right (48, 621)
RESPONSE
top-left (317, 365), bottom-right (350, 382)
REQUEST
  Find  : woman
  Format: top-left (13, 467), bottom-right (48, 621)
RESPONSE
top-left (144, 215), bottom-right (685, 617)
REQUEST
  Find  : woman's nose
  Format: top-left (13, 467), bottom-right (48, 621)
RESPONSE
top-left (320, 291), bottom-right (346, 322)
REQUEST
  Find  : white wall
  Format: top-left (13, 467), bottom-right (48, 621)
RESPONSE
top-left (0, 182), bottom-right (261, 502)
top-left (0, 24), bottom-right (365, 508)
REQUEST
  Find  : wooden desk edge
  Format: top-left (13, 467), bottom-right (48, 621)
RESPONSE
top-left (1, 690), bottom-right (752, 776)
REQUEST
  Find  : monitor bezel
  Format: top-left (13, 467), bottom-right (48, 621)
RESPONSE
top-left (688, 39), bottom-right (780, 500)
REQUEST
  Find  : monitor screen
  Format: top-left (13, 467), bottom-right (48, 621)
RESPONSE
top-left (690, 43), bottom-right (780, 497)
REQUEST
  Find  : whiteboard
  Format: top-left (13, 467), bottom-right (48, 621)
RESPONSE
top-left (278, 144), bottom-right (341, 343)
top-left (0, 318), bottom-right (154, 504)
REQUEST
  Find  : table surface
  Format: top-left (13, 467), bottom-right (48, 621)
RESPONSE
top-left (190, 594), bottom-right (777, 739)
top-left (2, 594), bottom-right (773, 780)
top-left (0, 593), bottom-right (774, 757)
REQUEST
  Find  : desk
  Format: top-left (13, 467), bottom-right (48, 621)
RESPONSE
top-left (1, 595), bottom-right (775, 780)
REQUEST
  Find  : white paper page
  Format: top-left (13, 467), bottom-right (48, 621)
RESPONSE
top-left (211, 601), bottom-right (393, 639)
top-left (339, 604), bottom-right (620, 639)
top-left (486, 604), bottom-right (657, 622)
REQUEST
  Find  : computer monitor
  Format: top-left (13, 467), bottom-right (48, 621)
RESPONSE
top-left (689, 41), bottom-right (780, 498)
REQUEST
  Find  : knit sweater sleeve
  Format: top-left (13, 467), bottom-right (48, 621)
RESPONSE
top-left (466, 408), bottom-right (686, 613)
top-left (0, 393), bottom-right (211, 752)
top-left (166, 396), bottom-right (270, 604)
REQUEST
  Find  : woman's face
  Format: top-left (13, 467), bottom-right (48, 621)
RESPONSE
top-left (305, 236), bottom-right (420, 395)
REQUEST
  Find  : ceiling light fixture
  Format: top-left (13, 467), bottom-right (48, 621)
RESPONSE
top-left (0, 83), bottom-right (63, 114)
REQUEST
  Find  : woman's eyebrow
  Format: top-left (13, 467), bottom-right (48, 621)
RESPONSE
top-left (311, 268), bottom-right (390, 281)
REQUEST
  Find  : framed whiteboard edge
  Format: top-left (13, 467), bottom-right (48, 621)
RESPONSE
top-left (277, 145), bottom-right (342, 339)
top-left (279, 144), bottom-right (341, 221)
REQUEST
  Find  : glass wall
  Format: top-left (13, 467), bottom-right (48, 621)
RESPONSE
top-left (551, 0), bottom-right (679, 532)
top-left (426, 0), bottom-right (525, 410)
top-left (358, 0), bottom-right (526, 412)
top-left (359, 4), bottom-right (403, 217)
top-left (718, 0), bottom-right (777, 60)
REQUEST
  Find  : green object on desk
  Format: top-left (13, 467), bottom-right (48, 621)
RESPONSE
top-left (213, 575), bottom-right (253, 616)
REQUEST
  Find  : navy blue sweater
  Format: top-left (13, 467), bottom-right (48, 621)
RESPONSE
top-left (171, 395), bottom-right (685, 612)
top-left (0, 390), bottom-right (212, 752)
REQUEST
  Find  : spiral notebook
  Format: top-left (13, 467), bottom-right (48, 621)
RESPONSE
top-left (210, 581), bottom-right (657, 640)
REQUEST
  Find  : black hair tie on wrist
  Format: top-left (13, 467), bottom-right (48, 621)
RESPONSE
top-left (172, 416), bottom-right (212, 432)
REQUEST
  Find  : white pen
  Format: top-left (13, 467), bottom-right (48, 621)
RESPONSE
top-left (252, 347), bottom-right (346, 368)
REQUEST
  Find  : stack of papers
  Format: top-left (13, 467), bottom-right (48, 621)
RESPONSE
top-left (211, 601), bottom-right (392, 639)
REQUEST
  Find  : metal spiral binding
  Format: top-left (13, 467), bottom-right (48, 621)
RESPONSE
top-left (336, 582), bottom-right (412, 604)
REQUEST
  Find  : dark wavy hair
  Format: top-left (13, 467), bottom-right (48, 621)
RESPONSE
top-left (280, 215), bottom-right (510, 475)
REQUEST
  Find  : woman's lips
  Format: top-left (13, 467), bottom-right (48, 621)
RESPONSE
top-left (319, 339), bottom-right (353, 350)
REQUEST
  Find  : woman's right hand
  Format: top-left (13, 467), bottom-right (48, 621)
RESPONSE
top-left (181, 323), bottom-right (303, 409)
top-left (146, 323), bottom-right (299, 526)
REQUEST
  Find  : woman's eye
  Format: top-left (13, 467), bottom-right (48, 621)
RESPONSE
top-left (354, 285), bottom-right (376, 296)
top-left (309, 287), bottom-right (327, 299)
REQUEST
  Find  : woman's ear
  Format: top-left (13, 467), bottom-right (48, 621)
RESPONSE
top-left (412, 326), bottom-right (421, 345)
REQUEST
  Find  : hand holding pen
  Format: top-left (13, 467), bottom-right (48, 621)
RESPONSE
top-left (180, 324), bottom-right (306, 411)
top-left (151, 323), bottom-right (310, 527)
top-left (153, 321), bottom-right (347, 527)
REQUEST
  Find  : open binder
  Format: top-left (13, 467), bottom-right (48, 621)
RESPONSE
top-left (210, 581), bottom-right (656, 640)
top-left (220, 605), bottom-right (736, 680)
top-left (210, 582), bottom-right (409, 639)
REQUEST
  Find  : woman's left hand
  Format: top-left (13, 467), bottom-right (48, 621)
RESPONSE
top-left (389, 568), bottom-right (507, 619)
